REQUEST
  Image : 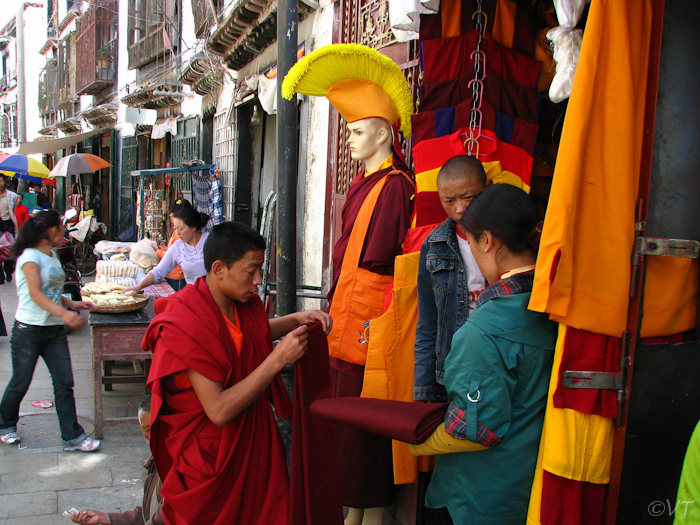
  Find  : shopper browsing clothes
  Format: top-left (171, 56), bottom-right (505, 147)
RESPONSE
top-left (409, 184), bottom-right (557, 524)
top-left (414, 155), bottom-right (489, 403)
top-left (0, 210), bottom-right (100, 451)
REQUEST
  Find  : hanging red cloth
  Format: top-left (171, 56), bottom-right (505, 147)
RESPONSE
top-left (289, 321), bottom-right (344, 525)
top-left (420, 0), bottom-right (539, 57)
top-left (144, 278), bottom-right (291, 525)
top-left (421, 29), bottom-right (541, 87)
top-left (420, 66), bottom-right (542, 122)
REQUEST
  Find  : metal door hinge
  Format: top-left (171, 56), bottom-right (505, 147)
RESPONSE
top-left (562, 371), bottom-right (623, 390)
top-left (635, 237), bottom-right (699, 258)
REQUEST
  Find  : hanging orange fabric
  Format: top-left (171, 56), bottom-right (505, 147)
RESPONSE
top-left (327, 170), bottom-right (413, 366)
top-left (360, 252), bottom-right (432, 485)
top-left (529, 0), bottom-right (697, 339)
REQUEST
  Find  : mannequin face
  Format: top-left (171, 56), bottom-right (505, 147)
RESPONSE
top-left (346, 118), bottom-right (391, 163)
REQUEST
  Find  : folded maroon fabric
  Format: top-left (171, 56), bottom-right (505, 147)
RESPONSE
top-left (309, 397), bottom-right (449, 445)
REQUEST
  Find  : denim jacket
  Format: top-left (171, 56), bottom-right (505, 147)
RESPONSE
top-left (413, 218), bottom-right (469, 401)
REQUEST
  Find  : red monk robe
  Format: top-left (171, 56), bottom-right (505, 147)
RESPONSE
top-left (143, 278), bottom-right (292, 525)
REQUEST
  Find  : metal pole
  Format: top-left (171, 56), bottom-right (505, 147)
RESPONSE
top-left (16, 3), bottom-right (28, 193)
top-left (275, 0), bottom-right (298, 317)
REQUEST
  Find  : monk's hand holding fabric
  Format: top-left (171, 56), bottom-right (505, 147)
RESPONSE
top-left (296, 310), bottom-right (333, 335)
top-left (273, 324), bottom-right (310, 367)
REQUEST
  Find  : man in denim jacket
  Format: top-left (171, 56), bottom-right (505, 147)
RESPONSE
top-left (414, 155), bottom-right (489, 402)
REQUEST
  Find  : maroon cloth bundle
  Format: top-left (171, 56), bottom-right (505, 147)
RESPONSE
top-left (289, 322), bottom-right (343, 525)
top-left (309, 397), bottom-right (449, 445)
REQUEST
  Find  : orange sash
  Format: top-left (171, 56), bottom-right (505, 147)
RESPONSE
top-left (327, 170), bottom-right (412, 366)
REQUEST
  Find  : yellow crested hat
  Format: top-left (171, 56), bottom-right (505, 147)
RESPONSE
top-left (281, 44), bottom-right (413, 138)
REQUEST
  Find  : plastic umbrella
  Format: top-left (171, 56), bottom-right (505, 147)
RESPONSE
top-left (0, 153), bottom-right (56, 185)
top-left (49, 153), bottom-right (112, 177)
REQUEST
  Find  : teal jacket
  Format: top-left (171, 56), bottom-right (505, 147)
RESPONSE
top-left (425, 291), bottom-right (557, 525)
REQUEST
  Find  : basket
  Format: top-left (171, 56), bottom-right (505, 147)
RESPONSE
top-left (88, 294), bottom-right (150, 314)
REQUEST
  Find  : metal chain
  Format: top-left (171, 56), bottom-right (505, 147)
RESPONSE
top-left (467, 0), bottom-right (486, 157)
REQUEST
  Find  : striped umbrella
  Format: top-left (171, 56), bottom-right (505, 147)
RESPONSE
top-left (0, 153), bottom-right (56, 185)
top-left (49, 153), bottom-right (112, 177)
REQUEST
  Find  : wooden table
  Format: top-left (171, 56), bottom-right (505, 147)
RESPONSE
top-left (89, 305), bottom-right (155, 439)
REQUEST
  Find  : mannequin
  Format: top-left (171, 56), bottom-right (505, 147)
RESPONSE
top-left (343, 116), bottom-right (393, 525)
top-left (282, 44), bottom-right (415, 525)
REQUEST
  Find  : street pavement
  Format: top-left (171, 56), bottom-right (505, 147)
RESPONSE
top-left (0, 276), bottom-right (150, 524)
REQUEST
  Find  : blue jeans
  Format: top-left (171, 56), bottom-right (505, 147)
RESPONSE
top-left (0, 321), bottom-right (87, 445)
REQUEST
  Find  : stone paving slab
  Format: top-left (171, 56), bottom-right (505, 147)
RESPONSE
top-left (0, 452), bottom-right (57, 475)
top-left (0, 467), bottom-right (113, 495)
top-left (0, 491), bottom-right (58, 520)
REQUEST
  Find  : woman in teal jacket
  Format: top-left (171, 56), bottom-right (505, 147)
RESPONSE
top-left (410, 184), bottom-right (557, 524)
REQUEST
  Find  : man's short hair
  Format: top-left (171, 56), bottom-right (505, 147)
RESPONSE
top-left (437, 155), bottom-right (487, 187)
top-left (137, 395), bottom-right (152, 416)
top-left (203, 221), bottom-right (266, 272)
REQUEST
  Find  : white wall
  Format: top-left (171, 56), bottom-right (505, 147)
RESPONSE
top-left (299, 1), bottom-right (334, 308)
top-left (24, 4), bottom-right (47, 142)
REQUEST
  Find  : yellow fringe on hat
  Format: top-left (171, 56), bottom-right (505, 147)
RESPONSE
top-left (281, 43), bottom-right (414, 138)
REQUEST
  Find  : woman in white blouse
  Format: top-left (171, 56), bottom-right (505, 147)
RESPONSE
top-left (127, 208), bottom-right (210, 294)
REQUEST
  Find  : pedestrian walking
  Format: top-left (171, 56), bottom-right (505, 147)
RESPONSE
top-left (0, 209), bottom-right (100, 451)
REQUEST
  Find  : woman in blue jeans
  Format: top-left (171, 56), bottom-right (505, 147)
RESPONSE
top-left (0, 210), bottom-right (101, 452)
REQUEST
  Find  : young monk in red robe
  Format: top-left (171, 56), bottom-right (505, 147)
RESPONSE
top-left (142, 221), bottom-right (331, 525)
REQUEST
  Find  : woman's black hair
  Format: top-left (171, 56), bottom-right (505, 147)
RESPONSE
top-left (169, 198), bottom-right (192, 214)
top-left (173, 206), bottom-right (209, 231)
top-left (13, 209), bottom-right (62, 257)
top-left (460, 184), bottom-right (542, 254)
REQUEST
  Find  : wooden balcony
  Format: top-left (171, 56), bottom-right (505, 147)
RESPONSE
top-left (76, 0), bottom-right (117, 96)
top-left (180, 52), bottom-right (224, 96)
top-left (128, 25), bottom-right (172, 70)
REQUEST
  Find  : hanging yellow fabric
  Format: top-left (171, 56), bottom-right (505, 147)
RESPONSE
top-left (527, 324), bottom-right (614, 524)
top-left (529, 0), bottom-right (696, 338)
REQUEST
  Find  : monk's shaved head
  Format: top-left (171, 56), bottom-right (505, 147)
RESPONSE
top-left (437, 155), bottom-right (487, 188)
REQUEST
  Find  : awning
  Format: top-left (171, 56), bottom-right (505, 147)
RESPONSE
top-left (131, 165), bottom-right (215, 176)
top-left (17, 129), bottom-right (104, 155)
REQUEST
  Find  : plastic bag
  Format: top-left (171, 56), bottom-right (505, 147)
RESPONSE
top-left (129, 240), bottom-right (160, 273)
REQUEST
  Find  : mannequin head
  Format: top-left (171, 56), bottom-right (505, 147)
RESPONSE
top-left (346, 117), bottom-right (393, 173)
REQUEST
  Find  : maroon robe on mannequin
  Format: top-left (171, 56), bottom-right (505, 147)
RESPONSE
top-left (143, 278), bottom-right (292, 525)
top-left (329, 157), bottom-right (414, 303)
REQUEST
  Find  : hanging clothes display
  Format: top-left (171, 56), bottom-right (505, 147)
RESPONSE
top-left (413, 128), bottom-right (534, 185)
top-left (411, 95), bottom-right (539, 154)
top-left (421, 29), bottom-right (542, 87)
top-left (419, 0), bottom-right (539, 56)
top-left (528, 0), bottom-right (697, 339)
top-left (420, 66), bottom-right (542, 120)
top-left (191, 170), bottom-right (224, 228)
top-left (523, 1), bottom-right (697, 524)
